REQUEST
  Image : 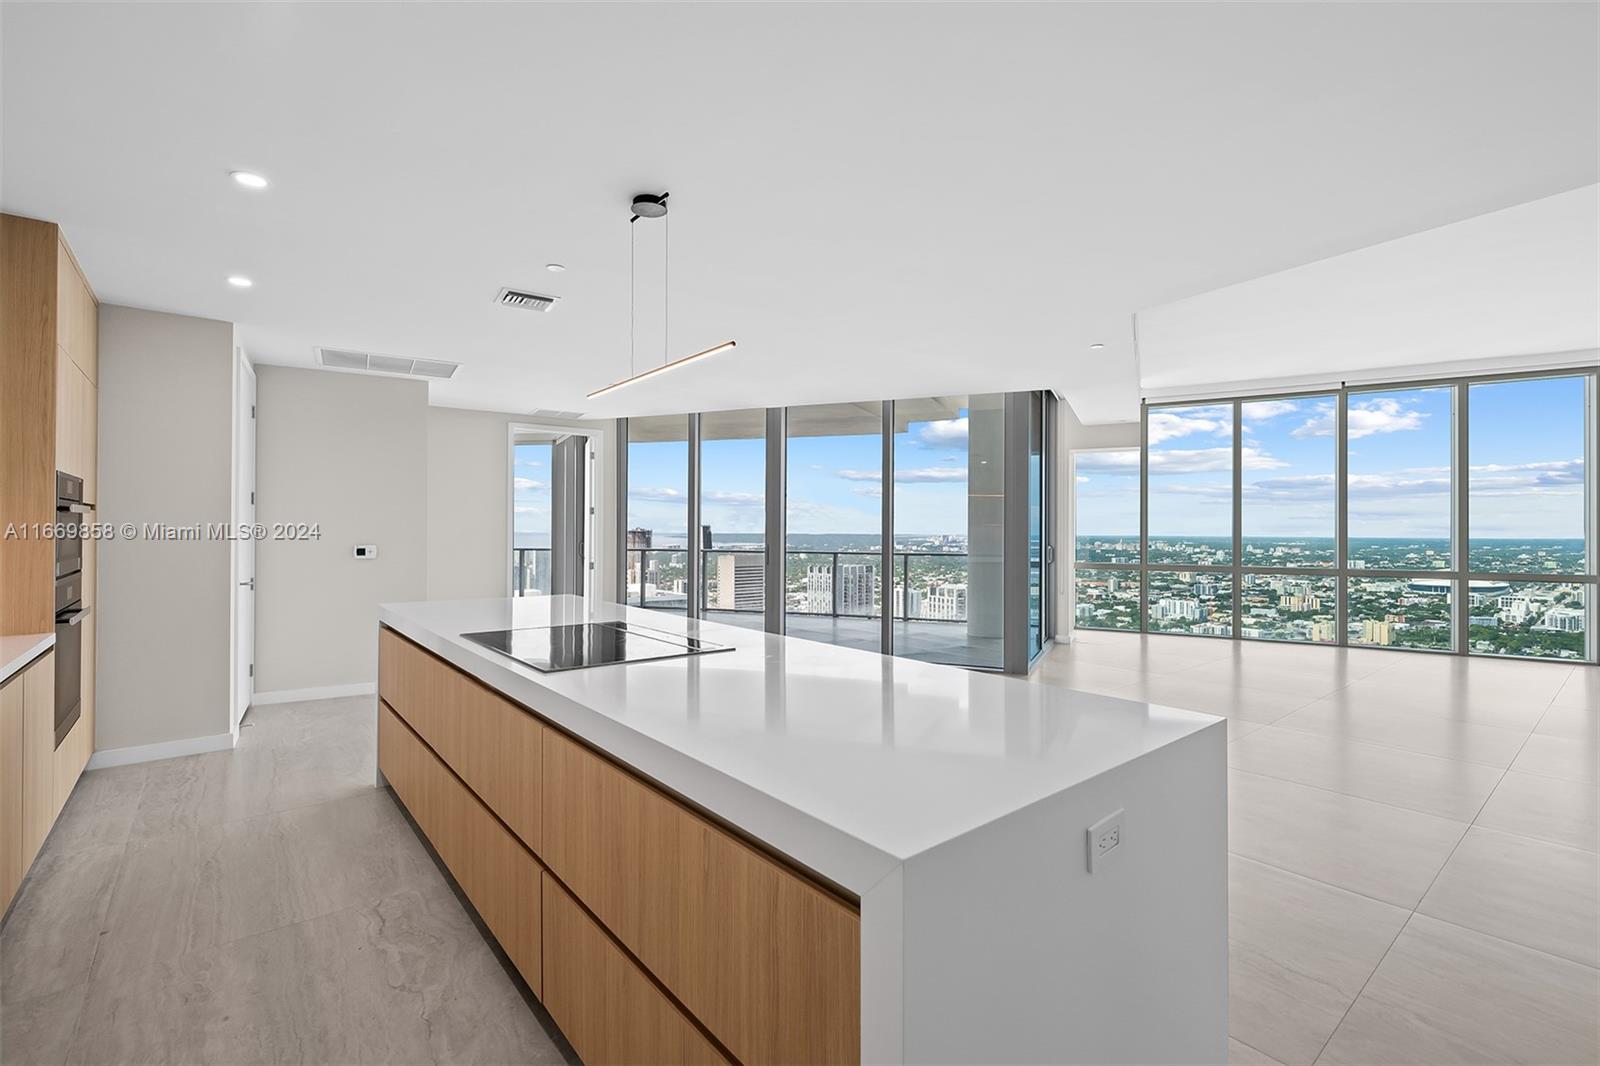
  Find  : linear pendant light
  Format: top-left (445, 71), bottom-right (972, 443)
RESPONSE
top-left (588, 190), bottom-right (736, 401)
top-left (586, 340), bottom-right (738, 399)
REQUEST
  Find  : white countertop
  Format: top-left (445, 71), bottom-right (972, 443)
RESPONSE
top-left (379, 596), bottom-right (1223, 894)
top-left (0, 631), bottom-right (54, 687)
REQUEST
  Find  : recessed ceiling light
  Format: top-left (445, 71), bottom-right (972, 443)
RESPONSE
top-left (230, 171), bottom-right (269, 190)
top-left (227, 276), bottom-right (254, 288)
top-left (1089, 342), bottom-right (1105, 350)
top-left (545, 263), bottom-right (566, 273)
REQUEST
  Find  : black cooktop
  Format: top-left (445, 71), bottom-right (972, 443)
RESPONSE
top-left (460, 621), bottom-right (731, 673)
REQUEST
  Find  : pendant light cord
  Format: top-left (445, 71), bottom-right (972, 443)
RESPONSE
top-left (629, 218), bottom-right (636, 378)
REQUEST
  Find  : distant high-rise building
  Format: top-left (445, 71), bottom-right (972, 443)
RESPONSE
top-left (804, 565), bottom-right (833, 613)
top-left (1540, 607), bottom-right (1585, 632)
top-left (627, 528), bottom-right (653, 549)
top-left (839, 564), bottom-right (877, 615)
top-left (1153, 597), bottom-right (1202, 622)
top-left (714, 553), bottom-right (764, 611)
top-left (926, 582), bottom-right (966, 621)
top-left (894, 586), bottom-right (924, 618)
top-left (1361, 620), bottom-right (1392, 645)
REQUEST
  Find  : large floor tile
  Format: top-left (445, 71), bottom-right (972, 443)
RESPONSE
top-left (1228, 770), bottom-right (1468, 908)
top-left (43, 763), bottom-right (148, 857)
top-left (0, 983), bottom-right (86, 1066)
top-left (1474, 771), bottom-right (1598, 853)
top-left (1029, 657), bottom-right (1153, 698)
top-left (68, 883), bottom-right (564, 1066)
top-left (0, 842), bottom-right (123, 1005)
top-left (1229, 1038), bottom-right (1285, 1065)
top-left (1326, 671), bottom-right (1554, 732)
top-left (1113, 674), bottom-right (1320, 725)
top-left (1228, 726), bottom-right (1502, 822)
top-left (236, 694), bottom-right (377, 753)
top-left (1536, 696), bottom-right (1599, 742)
top-left (1273, 696), bottom-right (1529, 768)
top-left (1510, 732), bottom-right (1597, 784)
top-left (1543, 664), bottom-right (1595, 711)
top-left (90, 789), bottom-right (436, 984)
top-left (1418, 826), bottom-right (1599, 968)
top-left (1228, 857), bottom-right (1408, 1066)
top-left (1185, 656), bottom-right (1370, 702)
top-left (1317, 914), bottom-right (1600, 1065)
top-left (1053, 631), bottom-right (1235, 672)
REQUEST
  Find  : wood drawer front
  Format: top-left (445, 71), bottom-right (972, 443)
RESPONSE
top-left (542, 873), bottom-right (729, 1066)
top-left (378, 627), bottom-right (542, 852)
top-left (378, 701), bottom-right (542, 995)
top-left (542, 729), bottom-right (861, 1066)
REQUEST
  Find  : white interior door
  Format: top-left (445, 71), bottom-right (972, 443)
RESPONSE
top-left (233, 352), bottom-right (256, 730)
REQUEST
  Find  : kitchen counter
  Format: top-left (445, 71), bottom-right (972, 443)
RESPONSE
top-left (0, 632), bottom-right (53, 686)
top-left (378, 595), bottom-right (1229, 1063)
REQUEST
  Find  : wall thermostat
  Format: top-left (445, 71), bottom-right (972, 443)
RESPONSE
top-left (353, 544), bottom-right (378, 559)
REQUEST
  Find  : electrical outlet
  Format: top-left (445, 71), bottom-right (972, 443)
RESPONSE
top-left (1086, 809), bottom-right (1124, 873)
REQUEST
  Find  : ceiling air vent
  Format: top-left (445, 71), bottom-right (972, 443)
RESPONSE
top-left (316, 347), bottom-right (460, 380)
top-left (530, 408), bottom-right (585, 420)
top-left (497, 287), bottom-right (559, 312)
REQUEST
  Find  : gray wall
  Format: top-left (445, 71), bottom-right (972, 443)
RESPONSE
top-left (97, 306), bottom-right (234, 750)
top-left (254, 367), bottom-right (428, 692)
top-left (1056, 401), bottom-right (1140, 641)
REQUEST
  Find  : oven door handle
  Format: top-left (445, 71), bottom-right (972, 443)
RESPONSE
top-left (56, 606), bottom-right (91, 626)
top-left (57, 503), bottom-right (93, 514)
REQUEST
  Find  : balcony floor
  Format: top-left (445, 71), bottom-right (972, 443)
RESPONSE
top-left (698, 610), bottom-right (1004, 669)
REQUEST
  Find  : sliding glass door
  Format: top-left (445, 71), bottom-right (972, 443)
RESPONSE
top-left (624, 414), bottom-right (690, 614)
top-left (699, 409), bottom-right (767, 631)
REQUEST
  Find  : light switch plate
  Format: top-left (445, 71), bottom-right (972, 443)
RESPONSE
top-left (353, 544), bottom-right (378, 559)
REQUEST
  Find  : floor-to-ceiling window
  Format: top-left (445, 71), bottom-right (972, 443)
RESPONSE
top-left (512, 438), bottom-right (554, 596)
top-left (784, 402), bottom-right (884, 652)
top-left (1146, 402), bottom-right (1234, 636)
top-left (1070, 368), bottom-right (1598, 663)
top-left (699, 409), bottom-right (767, 632)
top-left (891, 395), bottom-right (1003, 668)
top-left (1466, 375), bottom-right (1590, 659)
top-left (625, 414), bottom-right (690, 613)
top-left (1072, 447), bottom-right (1141, 631)
top-left (1028, 392), bottom-right (1046, 655)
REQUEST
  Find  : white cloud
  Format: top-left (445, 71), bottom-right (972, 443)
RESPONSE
top-left (703, 489), bottom-right (764, 507)
top-left (514, 477), bottom-right (547, 491)
top-left (1076, 474), bottom-right (1090, 484)
top-left (628, 486), bottom-right (685, 502)
top-left (1075, 450), bottom-right (1140, 474)
top-left (1144, 445), bottom-right (1287, 475)
top-left (1148, 407), bottom-right (1232, 445)
top-left (1292, 397), bottom-right (1425, 440)
top-left (1468, 458), bottom-right (1585, 496)
top-left (837, 467), bottom-right (967, 484)
top-left (1240, 399), bottom-right (1302, 423)
top-left (917, 417), bottom-right (968, 446)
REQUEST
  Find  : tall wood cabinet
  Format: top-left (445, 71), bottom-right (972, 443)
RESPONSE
top-left (0, 213), bottom-right (99, 916)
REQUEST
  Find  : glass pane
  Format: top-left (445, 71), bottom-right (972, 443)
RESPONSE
top-left (1074, 448), bottom-right (1140, 563)
top-left (1147, 403), bottom-right (1234, 565)
top-left (1467, 579), bottom-right (1588, 660)
top-left (699, 409), bottom-right (767, 632)
top-left (512, 440), bottom-right (554, 596)
top-left (889, 395), bottom-right (1002, 669)
top-left (1074, 569), bottom-right (1141, 632)
top-left (626, 414), bottom-right (690, 613)
top-left (1145, 571), bottom-right (1233, 636)
top-left (786, 402), bottom-right (883, 651)
top-left (1029, 392), bottom-right (1045, 654)
top-left (1347, 576), bottom-right (1453, 651)
top-left (1241, 396), bottom-right (1335, 567)
top-left (1346, 386), bottom-right (1453, 570)
top-left (1239, 573), bottom-right (1337, 643)
top-left (1468, 376), bottom-right (1588, 576)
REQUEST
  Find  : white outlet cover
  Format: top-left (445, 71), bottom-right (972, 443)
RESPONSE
top-left (1086, 808), bottom-right (1125, 873)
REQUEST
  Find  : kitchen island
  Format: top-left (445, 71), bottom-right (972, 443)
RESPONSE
top-left (376, 595), bottom-right (1226, 1065)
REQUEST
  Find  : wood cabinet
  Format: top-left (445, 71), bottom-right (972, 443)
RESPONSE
top-left (542, 727), bottom-right (861, 1066)
top-left (543, 873), bottom-right (728, 1066)
top-left (376, 626), bottom-right (863, 1066)
top-left (18, 651), bottom-right (56, 878)
top-left (378, 700), bottom-right (543, 994)
top-left (1, 664), bottom-right (25, 913)
top-left (379, 627), bottom-right (543, 852)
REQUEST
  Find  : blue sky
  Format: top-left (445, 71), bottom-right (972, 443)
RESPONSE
top-left (1076, 376), bottom-right (1588, 539)
top-left (626, 410), bottom-right (978, 541)
top-left (513, 442), bottom-right (552, 548)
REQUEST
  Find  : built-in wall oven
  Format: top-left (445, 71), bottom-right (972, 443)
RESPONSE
top-left (55, 472), bottom-right (92, 747)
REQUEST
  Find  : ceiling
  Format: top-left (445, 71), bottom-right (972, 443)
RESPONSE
top-left (1137, 184), bottom-right (1600, 400)
top-left (3, 3), bottom-right (1595, 425)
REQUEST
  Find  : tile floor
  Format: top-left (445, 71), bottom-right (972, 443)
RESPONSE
top-left (0, 637), bottom-right (1593, 1065)
top-left (1037, 631), bottom-right (1599, 1066)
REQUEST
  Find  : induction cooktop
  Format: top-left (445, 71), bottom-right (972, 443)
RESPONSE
top-left (460, 621), bottom-right (732, 673)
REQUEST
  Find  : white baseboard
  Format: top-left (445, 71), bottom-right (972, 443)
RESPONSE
top-left (87, 730), bottom-right (237, 770)
top-left (250, 681), bottom-right (376, 706)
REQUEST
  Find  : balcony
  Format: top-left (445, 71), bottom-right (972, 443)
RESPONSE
top-left (512, 546), bottom-right (551, 596)
top-left (620, 547), bottom-right (1000, 667)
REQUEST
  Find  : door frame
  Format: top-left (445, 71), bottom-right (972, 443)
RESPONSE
top-left (228, 345), bottom-right (256, 740)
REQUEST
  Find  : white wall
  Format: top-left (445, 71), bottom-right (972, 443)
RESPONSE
top-left (1056, 401), bottom-right (1139, 642)
top-left (425, 407), bottom-right (615, 603)
top-left (254, 367), bottom-right (428, 694)
top-left (97, 306), bottom-right (235, 752)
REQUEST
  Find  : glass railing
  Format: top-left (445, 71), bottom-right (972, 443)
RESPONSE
top-left (622, 548), bottom-right (972, 622)
top-left (512, 547), bottom-right (551, 596)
